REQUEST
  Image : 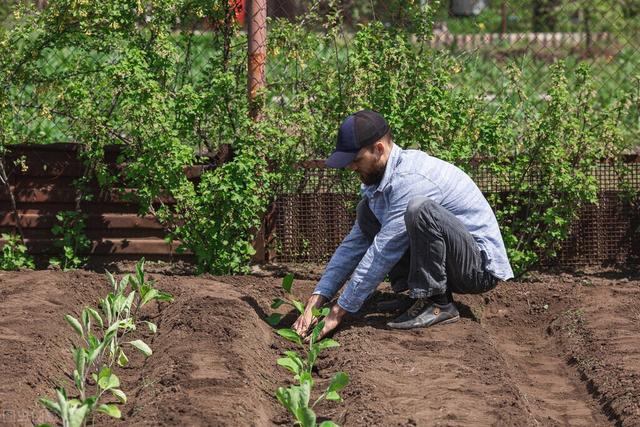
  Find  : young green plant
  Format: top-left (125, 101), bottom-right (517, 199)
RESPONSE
top-left (268, 274), bottom-right (349, 427)
top-left (38, 258), bottom-right (173, 427)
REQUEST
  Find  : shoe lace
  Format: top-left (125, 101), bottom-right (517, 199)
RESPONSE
top-left (407, 298), bottom-right (428, 317)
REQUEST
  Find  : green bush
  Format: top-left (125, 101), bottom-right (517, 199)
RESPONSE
top-left (0, 1), bottom-right (636, 274)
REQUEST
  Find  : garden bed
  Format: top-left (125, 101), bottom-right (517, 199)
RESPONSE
top-left (0, 268), bottom-right (639, 426)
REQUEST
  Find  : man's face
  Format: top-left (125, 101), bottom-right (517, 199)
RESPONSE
top-left (347, 142), bottom-right (387, 185)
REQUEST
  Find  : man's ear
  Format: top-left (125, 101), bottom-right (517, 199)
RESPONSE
top-left (374, 140), bottom-right (386, 155)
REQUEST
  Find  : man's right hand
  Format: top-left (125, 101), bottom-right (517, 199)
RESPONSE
top-left (292, 294), bottom-right (327, 337)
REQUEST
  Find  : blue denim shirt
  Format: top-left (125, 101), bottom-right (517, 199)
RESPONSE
top-left (313, 144), bottom-right (514, 313)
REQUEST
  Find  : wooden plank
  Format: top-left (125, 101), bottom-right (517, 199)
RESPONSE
top-left (0, 212), bottom-right (164, 229)
top-left (0, 227), bottom-right (166, 239)
top-left (0, 183), bottom-right (176, 204)
top-left (2, 237), bottom-right (185, 255)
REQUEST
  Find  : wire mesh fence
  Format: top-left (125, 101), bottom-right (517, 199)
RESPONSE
top-left (272, 158), bottom-right (640, 267)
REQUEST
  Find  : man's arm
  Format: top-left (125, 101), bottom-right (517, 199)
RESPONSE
top-left (293, 215), bottom-right (371, 337)
top-left (337, 178), bottom-right (442, 313)
top-left (312, 220), bottom-right (371, 300)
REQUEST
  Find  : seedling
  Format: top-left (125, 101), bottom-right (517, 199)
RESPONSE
top-left (38, 259), bottom-right (173, 427)
top-left (269, 274), bottom-right (349, 427)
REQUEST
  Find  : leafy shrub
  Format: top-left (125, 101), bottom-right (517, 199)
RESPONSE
top-left (49, 211), bottom-right (91, 271)
top-left (0, 232), bottom-right (35, 270)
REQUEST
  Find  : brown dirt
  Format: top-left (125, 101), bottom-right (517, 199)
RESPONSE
top-left (1, 268), bottom-right (639, 426)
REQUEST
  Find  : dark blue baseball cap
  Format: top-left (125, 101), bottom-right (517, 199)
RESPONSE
top-left (325, 109), bottom-right (390, 168)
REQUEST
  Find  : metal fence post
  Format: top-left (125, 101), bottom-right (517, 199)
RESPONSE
top-left (247, 0), bottom-right (266, 119)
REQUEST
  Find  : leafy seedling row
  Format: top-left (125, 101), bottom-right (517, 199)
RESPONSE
top-left (268, 274), bottom-right (349, 427)
top-left (37, 258), bottom-right (173, 427)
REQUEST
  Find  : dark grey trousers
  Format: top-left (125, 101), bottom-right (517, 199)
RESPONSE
top-left (357, 197), bottom-right (498, 299)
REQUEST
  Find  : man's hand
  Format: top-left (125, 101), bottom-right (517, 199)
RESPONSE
top-left (310, 302), bottom-right (348, 342)
top-left (292, 294), bottom-right (327, 337)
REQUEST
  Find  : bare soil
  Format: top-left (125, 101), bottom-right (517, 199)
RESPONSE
top-left (0, 268), bottom-right (639, 426)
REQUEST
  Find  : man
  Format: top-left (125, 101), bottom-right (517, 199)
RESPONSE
top-left (293, 110), bottom-right (513, 340)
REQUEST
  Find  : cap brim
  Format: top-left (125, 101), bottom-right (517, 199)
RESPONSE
top-left (325, 151), bottom-right (357, 168)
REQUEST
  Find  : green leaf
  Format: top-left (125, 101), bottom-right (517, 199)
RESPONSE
top-left (55, 388), bottom-right (68, 419)
top-left (86, 308), bottom-right (103, 329)
top-left (123, 291), bottom-right (136, 312)
top-left (105, 319), bottom-right (125, 335)
top-left (325, 372), bottom-right (349, 401)
top-left (65, 314), bottom-right (83, 337)
top-left (155, 291), bottom-right (174, 302)
top-left (277, 356), bottom-right (302, 375)
top-left (111, 388), bottom-right (127, 404)
top-left (282, 273), bottom-right (294, 293)
top-left (308, 347), bottom-right (319, 370)
top-left (143, 321), bottom-right (157, 334)
top-left (311, 307), bottom-right (330, 318)
top-left (319, 421), bottom-right (340, 427)
top-left (106, 270), bottom-right (117, 292)
top-left (271, 298), bottom-right (285, 309)
top-left (68, 404), bottom-right (89, 427)
top-left (128, 339), bottom-right (152, 357)
top-left (38, 397), bottom-right (61, 416)
top-left (100, 298), bottom-right (112, 325)
top-left (298, 380), bottom-right (312, 409)
top-left (118, 274), bottom-right (130, 294)
top-left (98, 367), bottom-right (120, 390)
top-left (117, 349), bottom-right (129, 367)
top-left (276, 387), bottom-right (296, 412)
top-left (277, 328), bottom-right (302, 345)
top-left (295, 407), bottom-right (317, 427)
top-left (265, 313), bottom-right (283, 326)
top-left (97, 404), bottom-right (121, 418)
top-left (327, 372), bottom-right (349, 392)
top-left (81, 309), bottom-right (90, 332)
top-left (325, 391), bottom-right (341, 401)
top-left (72, 347), bottom-right (86, 376)
top-left (318, 338), bottom-right (340, 350)
top-left (311, 321), bottom-right (325, 344)
top-left (292, 300), bottom-right (305, 314)
top-left (140, 288), bottom-right (157, 306)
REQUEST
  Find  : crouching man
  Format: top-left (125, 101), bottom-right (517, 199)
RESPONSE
top-left (293, 110), bottom-right (514, 340)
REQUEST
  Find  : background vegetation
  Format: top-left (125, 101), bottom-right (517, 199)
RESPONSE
top-left (0, 0), bottom-right (638, 275)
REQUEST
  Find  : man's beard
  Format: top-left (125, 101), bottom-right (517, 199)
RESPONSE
top-left (359, 165), bottom-right (385, 186)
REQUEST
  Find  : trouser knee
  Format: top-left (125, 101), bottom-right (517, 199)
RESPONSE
top-left (404, 197), bottom-right (439, 232)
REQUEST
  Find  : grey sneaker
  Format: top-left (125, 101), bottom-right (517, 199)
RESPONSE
top-left (387, 298), bottom-right (460, 329)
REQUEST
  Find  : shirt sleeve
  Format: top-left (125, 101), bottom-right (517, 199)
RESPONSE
top-left (312, 220), bottom-right (371, 300)
top-left (337, 175), bottom-right (442, 313)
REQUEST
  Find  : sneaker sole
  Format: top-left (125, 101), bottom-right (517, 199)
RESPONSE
top-left (438, 314), bottom-right (460, 325)
top-left (387, 314), bottom-right (461, 329)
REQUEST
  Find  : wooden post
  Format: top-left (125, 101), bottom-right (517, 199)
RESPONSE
top-left (247, 0), bottom-right (266, 119)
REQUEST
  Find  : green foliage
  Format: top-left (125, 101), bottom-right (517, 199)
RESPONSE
top-left (0, 232), bottom-right (34, 270)
top-left (39, 259), bottom-right (172, 427)
top-left (49, 211), bottom-right (90, 270)
top-left (0, 0), bottom-right (637, 274)
top-left (269, 275), bottom-right (348, 427)
top-left (266, 7), bottom-right (637, 274)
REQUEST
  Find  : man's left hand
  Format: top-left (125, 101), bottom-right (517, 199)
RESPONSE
top-left (305, 303), bottom-right (348, 342)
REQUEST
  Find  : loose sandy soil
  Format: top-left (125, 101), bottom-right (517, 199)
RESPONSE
top-left (0, 268), bottom-right (639, 426)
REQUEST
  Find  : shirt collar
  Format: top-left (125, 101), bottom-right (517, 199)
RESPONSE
top-left (361, 143), bottom-right (401, 197)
